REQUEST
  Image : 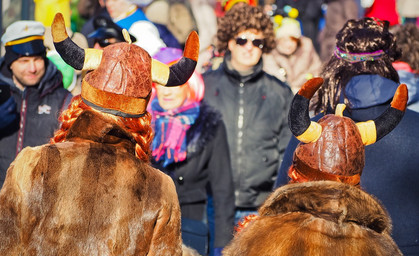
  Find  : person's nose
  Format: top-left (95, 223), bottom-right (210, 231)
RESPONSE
top-left (160, 86), bottom-right (172, 96)
top-left (27, 60), bottom-right (37, 72)
top-left (244, 40), bottom-right (254, 50)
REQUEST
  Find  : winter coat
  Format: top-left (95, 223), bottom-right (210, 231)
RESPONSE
top-left (203, 52), bottom-right (294, 208)
top-left (0, 110), bottom-right (182, 255)
top-left (0, 58), bottom-right (72, 188)
top-left (263, 36), bottom-right (322, 94)
top-left (223, 181), bottom-right (402, 256)
top-left (276, 74), bottom-right (419, 255)
top-left (152, 102), bottom-right (235, 248)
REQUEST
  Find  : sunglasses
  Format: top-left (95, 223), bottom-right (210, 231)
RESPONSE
top-left (95, 38), bottom-right (113, 48)
top-left (235, 37), bottom-right (264, 49)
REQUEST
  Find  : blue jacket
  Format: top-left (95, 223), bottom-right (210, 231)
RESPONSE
top-left (275, 74), bottom-right (419, 255)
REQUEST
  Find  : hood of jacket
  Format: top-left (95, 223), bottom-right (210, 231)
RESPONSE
top-left (341, 74), bottom-right (398, 110)
top-left (0, 57), bottom-right (63, 98)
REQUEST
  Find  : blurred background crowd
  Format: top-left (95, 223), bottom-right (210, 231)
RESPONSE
top-left (0, 0), bottom-right (418, 255)
top-left (1, 0), bottom-right (418, 95)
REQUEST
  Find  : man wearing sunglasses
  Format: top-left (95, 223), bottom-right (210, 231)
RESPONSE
top-left (203, 3), bottom-right (293, 228)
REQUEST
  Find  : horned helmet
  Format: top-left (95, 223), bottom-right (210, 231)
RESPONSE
top-left (51, 13), bottom-right (199, 117)
top-left (288, 77), bottom-right (408, 186)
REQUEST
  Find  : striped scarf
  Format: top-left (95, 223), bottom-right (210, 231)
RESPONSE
top-left (151, 98), bottom-right (200, 167)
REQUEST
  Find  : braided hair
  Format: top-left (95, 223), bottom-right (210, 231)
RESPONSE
top-left (51, 95), bottom-right (153, 162)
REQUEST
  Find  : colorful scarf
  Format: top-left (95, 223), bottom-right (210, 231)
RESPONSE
top-left (151, 98), bottom-right (200, 167)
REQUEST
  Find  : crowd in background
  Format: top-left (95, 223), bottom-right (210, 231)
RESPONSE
top-left (0, 0), bottom-right (418, 255)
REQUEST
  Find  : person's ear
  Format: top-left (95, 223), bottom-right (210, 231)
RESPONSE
top-left (227, 38), bottom-right (235, 52)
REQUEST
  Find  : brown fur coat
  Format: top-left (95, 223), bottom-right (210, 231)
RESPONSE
top-left (0, 110), bottom-right (182, 255)
top-left (223, 181), bottom-right (402, 256)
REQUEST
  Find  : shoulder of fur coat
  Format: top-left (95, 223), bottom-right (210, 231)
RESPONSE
top-left (0, 115), bottom-right (182, 255)
top-left (223, 181), bottom-right (402, 256)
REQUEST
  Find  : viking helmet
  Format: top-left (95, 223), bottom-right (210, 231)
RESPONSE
top-left (51, 13), bottom-right (199, 117)
top-left (288, 77), bottom-right (408, 185)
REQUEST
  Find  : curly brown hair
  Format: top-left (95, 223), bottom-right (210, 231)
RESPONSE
top-left (216, 3), bottom-right (276, 53)
top-left (51, 95), bottom-right (153, 162)
top-left (312, 18), bottom-right (402, 114)
top-left (391, 23), bottom-right (419, 71)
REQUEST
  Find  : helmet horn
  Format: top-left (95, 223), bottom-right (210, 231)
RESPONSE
top-left (151, 31), bottom-right (199, 86)
top-left (289, 77), bottom-right (324, 143)
top-left (356, 83), bottom-right (408, 145)
top-left (51, 13), bottom-right (102, 71)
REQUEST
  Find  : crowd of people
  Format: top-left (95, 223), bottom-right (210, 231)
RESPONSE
top-left (0, 0), bottom-right (418, 255)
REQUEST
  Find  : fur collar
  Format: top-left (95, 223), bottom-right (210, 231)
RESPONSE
top-left (66, 110), bottom-right (136, 155)
top-left (260, 181), bottom-right (392, 235)
top-left (186, 101), bottom-right (222, 158)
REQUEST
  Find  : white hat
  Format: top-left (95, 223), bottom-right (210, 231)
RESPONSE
top-left (1, 20), bottom-right (45, 46)
top-left (276, 18), bottom-right (302, 39)
top-left (1, 20), bottom-right (46, 67)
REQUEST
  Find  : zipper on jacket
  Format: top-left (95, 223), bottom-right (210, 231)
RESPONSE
top-left (16, 95), bottom-right (27, 155)
top-left (236, 82), bottom-right (244, 197)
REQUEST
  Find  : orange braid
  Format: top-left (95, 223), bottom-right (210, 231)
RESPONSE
top-left (51, 95), bottom-right (87, 144)
top-left (234, 214), bottom-right (259, 234)
top-left (115, 113), bottom-right (153, 162)
top-left (51, 95), bottom-right (154, 162)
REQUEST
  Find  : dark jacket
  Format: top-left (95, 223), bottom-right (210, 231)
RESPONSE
top-left (203, 52), bottom-right (293, 208)
top-left (224, 181), bottom-right (402, 256)
top-left (0, 58), bottom-right (72, 188)
top-left (275, 74), bottom-right (419, 255)
top-left (152, 102), bottom-right (235, 248)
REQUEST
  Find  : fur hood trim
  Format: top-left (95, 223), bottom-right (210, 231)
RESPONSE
top-left (260, 181), bottom-right (392, 235)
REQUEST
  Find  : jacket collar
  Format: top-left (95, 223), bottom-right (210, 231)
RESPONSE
top-left (66, 110), bottom-right (137, 154)
top-left (259, 180), bottom-right (392, 235)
